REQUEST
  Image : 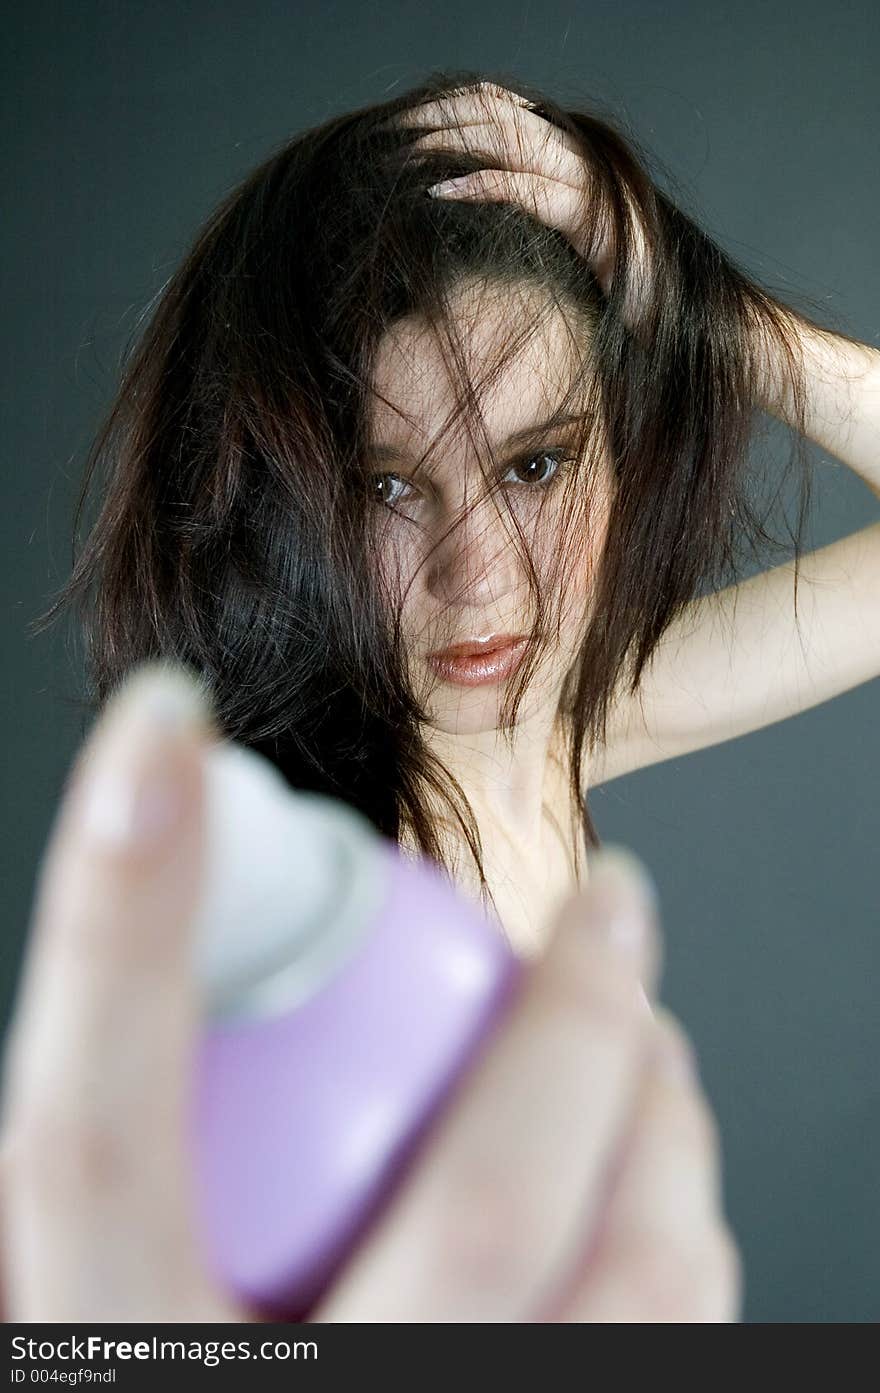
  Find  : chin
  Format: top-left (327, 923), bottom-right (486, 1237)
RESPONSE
top-left (423, 684), bottom-right (550, 736)
top-left (428, 711), bottom-right (505, 736)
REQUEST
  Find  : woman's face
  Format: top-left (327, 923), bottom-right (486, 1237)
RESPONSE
top-left (365, 280), bottom-right (615, 736)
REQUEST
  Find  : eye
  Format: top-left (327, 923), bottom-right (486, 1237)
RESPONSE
top-left (502, 448), bottom-right (574, 488)
top-left (369, 448), bottom-right (575, 510)
top-left (371, 473), bottom-right (415, 510)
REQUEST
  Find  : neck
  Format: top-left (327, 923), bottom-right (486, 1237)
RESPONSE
top-left (421, 704), bottom-right (566, 848)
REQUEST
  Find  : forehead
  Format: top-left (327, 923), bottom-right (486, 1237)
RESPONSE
top-left (366, 280), bottom-right (587, 453)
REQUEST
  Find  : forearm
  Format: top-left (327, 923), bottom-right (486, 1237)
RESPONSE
top-left (755, 308), bottom-right (880, 501)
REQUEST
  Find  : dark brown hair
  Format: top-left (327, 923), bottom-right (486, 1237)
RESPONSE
top-left (34, 67), bottom-right (829, 924)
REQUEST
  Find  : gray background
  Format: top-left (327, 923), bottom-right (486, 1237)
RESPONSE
top-left (3, 0), bottom-right (878, 1322)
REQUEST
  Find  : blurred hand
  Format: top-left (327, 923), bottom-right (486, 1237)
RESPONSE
top-left (0, 660), bottom-right (740, 1322)
top-left (313, 851), bottom-right (742, 1322)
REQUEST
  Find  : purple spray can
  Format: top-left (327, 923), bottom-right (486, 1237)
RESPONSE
top-left (189, 739), bottom-right (523, 1321)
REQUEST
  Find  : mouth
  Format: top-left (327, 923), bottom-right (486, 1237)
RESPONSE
top-left (426, 633), bottom-right (531, 688)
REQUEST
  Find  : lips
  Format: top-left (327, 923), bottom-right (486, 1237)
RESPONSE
top-left (426, 634), bottom-right (530, 688)
top-left (428, 633), bottom-right (526, 661)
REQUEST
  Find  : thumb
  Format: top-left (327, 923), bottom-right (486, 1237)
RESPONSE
top-left (0, 660), bottom-right (223, 1320)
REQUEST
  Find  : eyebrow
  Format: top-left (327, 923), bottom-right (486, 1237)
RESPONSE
top-left (366, 409), bottom-right (587, 464)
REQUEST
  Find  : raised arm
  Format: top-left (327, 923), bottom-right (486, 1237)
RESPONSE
top-left (591, 316), bottom-right (880, 786)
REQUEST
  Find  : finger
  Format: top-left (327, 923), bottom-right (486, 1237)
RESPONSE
top-left (0, 661), bottom-right (235, 1322)
top-left (402, 80), bottom-right (577, 149)
top-left (550, 1006), bottom-right (742, 1323)
top-left (427, 167), bottom-right (588, 251)
top-left (398, 80), bottom-right (534, 130)
top-left (409, 114), bottom-right (584, 174)
top-left (312, 848), bottom-right (662, 1323)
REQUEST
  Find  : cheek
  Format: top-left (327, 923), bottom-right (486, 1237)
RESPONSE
top-left (538, 499), bottom-right (610, 641)
top-left (376, 524), bottom-right (432, 646)
top-left (567, 478), bottom-right (613, 588)
top-left (375, 519), bottom-right (414, 601)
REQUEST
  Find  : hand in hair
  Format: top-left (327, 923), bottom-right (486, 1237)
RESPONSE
top-left (399, 79), bottom-right (654, 334)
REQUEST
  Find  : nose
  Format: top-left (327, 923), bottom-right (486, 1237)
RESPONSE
top-left (425, 491), bottom-right (522, 611)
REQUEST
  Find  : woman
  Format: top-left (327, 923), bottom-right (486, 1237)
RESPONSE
top-left (6, 69), bottom-right (877, 1319)
top-left (29, 74), bottom-right (879, 953)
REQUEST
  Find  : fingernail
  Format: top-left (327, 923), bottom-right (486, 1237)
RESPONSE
top-left (591, 844), bottom-right (659, 910)
top-left (658, 1034), bottom-right (699, 1086)
top-left (584, 844), bottom-right (662, 988)
top-left (77, 663), bottom-right (211, 852)
top-left (427, 176), bottom-right (472, 196)
top-left (636, 981), bottom-right (655, 1017)
top-left (651, 1005), bottom-right (699, 1084)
